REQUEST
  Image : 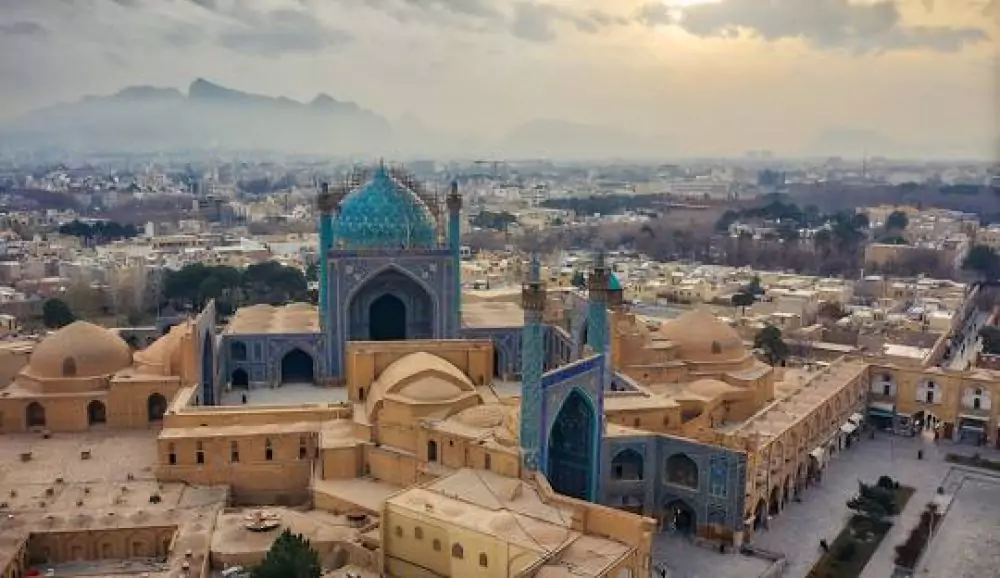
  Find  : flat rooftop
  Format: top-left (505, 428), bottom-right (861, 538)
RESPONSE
top-left (462, 301), bottom-right (524, 328)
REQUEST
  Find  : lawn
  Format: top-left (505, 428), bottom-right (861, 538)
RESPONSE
top-left (806, 485), bottom-right (915, 578)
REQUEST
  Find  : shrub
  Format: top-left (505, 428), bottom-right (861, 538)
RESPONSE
top-left (835, 539), bottom-right (858, 561)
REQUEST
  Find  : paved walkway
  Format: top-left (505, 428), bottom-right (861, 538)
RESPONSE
top-left (919, 472), bottom-right (1000, 578)
top-left (750, 432), bottom-right (1000, 578)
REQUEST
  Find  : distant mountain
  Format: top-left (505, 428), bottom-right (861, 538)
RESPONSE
top-left (1, 78), bottom-right (392, 155)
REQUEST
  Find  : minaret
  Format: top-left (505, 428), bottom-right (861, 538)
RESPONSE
top-left (316, 182), bottom-right (336, 333)
top-left (446, 180), bottom-right (463, 332)
top-left (587, 251), bottom-right (610, 355)
top-left (520, 254), bottom-right (546, 472)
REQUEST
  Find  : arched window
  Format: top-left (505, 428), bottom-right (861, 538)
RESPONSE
top-left (427, 440), bottom-right (438, 462)
top-left (62, 357), bottom-right (77, 377)
top-left (432, 539), bottom-right (441, 551)
top-left (710, 341), bottom-right (722, 355)
top-left (611, 449), bottom-right (644, 481)
top-left (451, 543), bottom-right (464, 559)
top-left (414, 527), bottom-right (423, 540)
top-left (665, 453), bottom-right (699, 489)
top-left (265, 438), bottom-right (273, 461)
top-left (479, 553), bottom-right (488, 567)
top-left (394, 526), bottom-right (403, 537)
top-left (484, 453), bottom-right (492, 471)
top-left (230, 341), bottom-right (247, 361)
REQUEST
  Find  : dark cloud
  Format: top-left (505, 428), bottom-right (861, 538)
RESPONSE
top-left (0, 21), bottom-right (47, 36)
top-left (508, 2), bottom-right (628, 42)
top-left (674, 0), bottom-right (989, 52)
top-left (187, 0), bottom-right (219, 10)
top-left (635, 3), bottom-right (672, 26)
top-left (217, 8), bottom-right (351, 56)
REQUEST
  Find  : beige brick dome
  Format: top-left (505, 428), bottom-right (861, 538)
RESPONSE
top-left (658, 308), bottom-right (746, 363)
top-left (27, 321), bottom-right (133, 379)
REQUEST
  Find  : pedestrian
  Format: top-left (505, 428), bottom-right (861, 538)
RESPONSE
top-left (241, 393), bottom-right (247, 404)
top-left (819, 539), bottom-right (829, 553)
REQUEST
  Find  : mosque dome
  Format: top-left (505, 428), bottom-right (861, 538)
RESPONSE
top-left (335, 166), bottom-right (437, 249)
top-left (657, 309), bottom-right (746, 363)
top-left (28, 321), bottom-right (133, 379)
top-left (608, 273), bottom-right (622, 291)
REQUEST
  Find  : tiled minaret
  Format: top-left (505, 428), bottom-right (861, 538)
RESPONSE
top-left (587, 251), bottom-right (610, 355)
top-left (520, 254), bottom-right (546, 472)
top-left (316, 182), bottom-right (336, 332)
top-left (446, 180), bottom-right (463, 330)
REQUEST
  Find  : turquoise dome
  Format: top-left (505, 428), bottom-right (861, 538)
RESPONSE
top-left (335, 166), bottom-right (437, 249)
top-left (609, 273), bottom-right (622, 291)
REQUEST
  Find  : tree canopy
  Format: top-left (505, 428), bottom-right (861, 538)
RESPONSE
top-left (42, 298), bottom-right (76, 329)
top-left (58, 219), bottom-right (139, 244)
top-left (160, 261), bottom-right (309, 313)
top-left (753, 325), bottom-right (789, 366)
top-left (470, 210), bottom-right (518, 232)
top-left (962, 245), bottom-right (1000, 282)
top-left (885, 210), bottom-right (909, 232)
top-left (252, 529), bottom-right (321, 578)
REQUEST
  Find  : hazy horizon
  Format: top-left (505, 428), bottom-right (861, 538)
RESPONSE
top-left (1, 0), bottom-right (997, 160)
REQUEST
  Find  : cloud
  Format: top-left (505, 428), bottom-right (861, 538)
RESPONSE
top-left (0, 21), bottom-right (47, 36)
top-left (507, 2), bottom-right (628, 42)
top-left (217, 8), bottom-right (351, 55)
top-left (984, 0), bottom-right (1000, 25)
top-left (674, 0), bottom-right (989, 52)
top-left (635, 3), bottom-right (673, 26)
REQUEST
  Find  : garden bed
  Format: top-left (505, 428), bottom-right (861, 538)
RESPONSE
top-left (945, 453), bottom-right (1000, 472)
top-left (894, 502), bottom-right (944, 573)
top-left (806, 484), bottom-right (914, 578)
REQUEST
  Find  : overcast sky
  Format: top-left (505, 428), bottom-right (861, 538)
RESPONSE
top-left (0, 0), bottom-right (997, 157)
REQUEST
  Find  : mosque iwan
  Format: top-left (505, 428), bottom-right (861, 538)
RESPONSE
top-left (1, 165), bottom-right (997, 578)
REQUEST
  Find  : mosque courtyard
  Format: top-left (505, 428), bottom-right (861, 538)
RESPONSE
top-left (654, 432), bottom-right (1000, 578)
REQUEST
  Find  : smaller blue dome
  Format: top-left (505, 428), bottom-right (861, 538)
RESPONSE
top-left (609, 273), bottom-right (622, 291)
top-left (335, 166), bottom-right (437, 249)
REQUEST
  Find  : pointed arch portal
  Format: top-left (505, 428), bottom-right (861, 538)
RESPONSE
top-left (280, 348), bottom-right (315, 384)
top-left (370, 294), bottom-right (406, 341)
top-left (547, 390), bottom-right (597, 501)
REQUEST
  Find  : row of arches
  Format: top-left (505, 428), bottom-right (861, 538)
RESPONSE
top-left (609, 449), bottom-right (699, 490)
top-left (23, 394), bottom-right (168, 430)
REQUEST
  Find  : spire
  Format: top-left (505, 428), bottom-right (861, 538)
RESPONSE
top-left (446, 179), bottom-right (462, 212)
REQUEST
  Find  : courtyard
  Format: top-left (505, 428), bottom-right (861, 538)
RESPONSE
top-left (919, 473), bottom-right (1000, 578)
top-left (653, 432), bottom-right (1000, 578)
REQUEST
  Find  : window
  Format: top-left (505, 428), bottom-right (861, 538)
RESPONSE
top-left (196, 441), bottom-right (204, 465)
top-left (359, 387), bottom-right (366, 401)
top-left (451, 543), bottom-right (464, 559)
top-left (231, 341), bottom-right (247, 361)
top-left (432, 539), bottom-right (441, 551)
top-left (394, 526), bottom-right (403, 538)
top-left (710, 341), bottom-right (722, 355)
top-left (230, 441), bottom-right (239, 463)
top-left (662, 416), bottom-right (669, 427)
top-left (299, 437), bottom-right (308, 460)
top-left (62, 357), bottom-right (77, 377)
top-left (974, 398), bottom-right (982, 410)
top-left (168, 443), bottom-right (176, 465)
top-left (633, 418), bottom-right (641, 427)
top-left (414, 527), bottom-right (423, 540)
top-left (265, 438), bottom-right (273, 461)
top-left (479, 553), bottom-right (488, 567)
top-left (975, 388), bottom-right (983, 396)
top-left (883, 383), bottom-right (891, 396)
top-left (484, 453), bottom-right (492, 471)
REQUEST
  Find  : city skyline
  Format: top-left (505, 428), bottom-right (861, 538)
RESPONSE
top-left (0, 0), bottom-right (997, 159)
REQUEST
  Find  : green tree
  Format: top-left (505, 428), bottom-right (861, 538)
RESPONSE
top-left (305, 262), bottom-right (319, 282)
top-left (847, 481), bottom-right (898, 520)
top-left (744, 275), bottom-right (764, 296)
top-left (731, 292), bottom-right (755, 313)
top-left (42, 298), bottom-right (76, 329)
top-left (753, 325), bottom-right (789, 366)
top-left (962, 244), bottom-right (1000, 282)
top-left (885, 210), bottom-right (909, 232)
top-left (571, 271), bottom-right (587, 289)
top-left (980, 325), bottom-right (1000, 355)
top-left (252, 529), bottom-right (321, 578)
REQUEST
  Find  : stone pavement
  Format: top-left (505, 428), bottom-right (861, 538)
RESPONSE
top-left (652, 533), bottom-right (771, 578)
top-left (747, 432), bottom-right (1000, 578)
top-left (919, 473), bottom-right (1000, 578)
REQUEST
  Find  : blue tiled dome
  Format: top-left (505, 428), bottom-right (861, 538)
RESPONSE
top-left (609, 273), bottom-right (622, 291)
top-left (335, 166), bottom-right (437, 249)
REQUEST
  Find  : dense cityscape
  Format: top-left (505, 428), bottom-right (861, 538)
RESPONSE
top-left (1, 0), bottom-right (999, 578)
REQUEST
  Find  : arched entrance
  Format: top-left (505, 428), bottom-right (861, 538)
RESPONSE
top-left (611, 449), bottom-right (644, 481)
top-left (25, 402), bottom-right (46, 428)
top-left (147, 393), bottom-right (167, 422)
top-left (369, 294), bottom-right (407, 341)
top-left (280, 348), bottom-right (314, 384)
top-left (87, 400), bottom-right (106, 426)
top-left (580, 322), bottom-right (589, 352)
top-left (769, 485), bottom-right (781, 515)
top-left (663, 499), bottom-right (696, 535)
top-left (348, 269), bottom-right (435, 342)
top-left (665, 453), bottom-right (699, 489)
top-left (753, 498), bottom-right (767, 530)
top-left (493, 345), bottom-right (502, 379)
top-left (231, 368), bottom-right (249, 389)
top-left (428, 440), bottom-right (438, 462)
top-left (547, 391), bottom-right (597, 501)
top-left (201, 334), bottom-right (215, 406)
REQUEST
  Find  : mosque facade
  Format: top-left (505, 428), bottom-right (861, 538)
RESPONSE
top-left (5, 164), bottom-right (1000, 577)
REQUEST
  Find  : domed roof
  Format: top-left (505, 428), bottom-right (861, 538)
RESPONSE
top-left (658, 309), bottom-right (746, 363)
top-left (365, 352), bottom-right (477, 418)
top-left (335, 166), bottom-right (437, 249)
top-left (397, 378), bottom-right (465, 402)
top-left (28, 321), bottom-right (133, 379)
top-left (608, 273), bottom-right (622, 291)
